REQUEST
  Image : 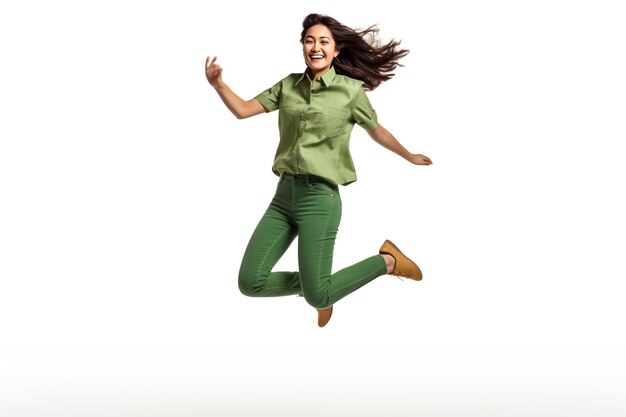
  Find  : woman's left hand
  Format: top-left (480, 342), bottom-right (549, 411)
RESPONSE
top-left (408, 154), bottom-right (433, 165)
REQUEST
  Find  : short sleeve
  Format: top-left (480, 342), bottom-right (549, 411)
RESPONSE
top-left (255, 79), bottom-right (283, 113)
top-left (351, 87), bottom-right (378, 129)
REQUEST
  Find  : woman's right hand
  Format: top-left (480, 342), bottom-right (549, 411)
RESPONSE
top-left (205, 56), bottom-right (223, 88)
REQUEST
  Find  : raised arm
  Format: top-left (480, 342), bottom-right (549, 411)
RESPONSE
top-left (365, 123), bottom-right (433, 165)
top-left (205, 56), bottom-right (266, 119)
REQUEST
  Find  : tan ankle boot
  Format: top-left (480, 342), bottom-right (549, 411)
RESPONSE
top-left (379, 240), bottom-right (423, 281)
top-left (317, 306), bottom-right (333, 327)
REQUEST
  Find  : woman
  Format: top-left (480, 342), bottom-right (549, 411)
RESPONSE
top-left (205, 13), bottom-right (432, 327)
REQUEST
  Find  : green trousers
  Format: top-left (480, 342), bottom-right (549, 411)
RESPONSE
top-left (238, 173), bottom-right (388, 309)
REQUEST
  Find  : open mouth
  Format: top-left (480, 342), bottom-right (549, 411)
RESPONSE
top-left (309, 54), bottom-right (325, 61)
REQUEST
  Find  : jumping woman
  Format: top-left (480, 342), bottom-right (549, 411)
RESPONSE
top-left (205, 13), bottom-right (432, 327)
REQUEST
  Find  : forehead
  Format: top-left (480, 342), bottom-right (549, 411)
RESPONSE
top-left (305, 24), bottom-right (334, 39)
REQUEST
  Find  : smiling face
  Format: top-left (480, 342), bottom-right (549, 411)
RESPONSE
top-left (302, 24), bottom-right (339, 78)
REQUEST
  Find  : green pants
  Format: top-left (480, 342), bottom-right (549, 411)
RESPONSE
top-left (238, 173), bottom-right (387, 309)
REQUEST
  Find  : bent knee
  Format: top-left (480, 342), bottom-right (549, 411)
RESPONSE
top-left (238, 272), bottom-right (263, 297)
top-left (303, 293), bottom-right (331, 310)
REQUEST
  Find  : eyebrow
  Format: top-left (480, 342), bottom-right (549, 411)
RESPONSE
top-left (305, 35), bottom-right (331, 40)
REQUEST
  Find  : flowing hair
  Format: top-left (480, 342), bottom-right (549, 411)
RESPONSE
top-left (300, 13), bottom-right (409, 91)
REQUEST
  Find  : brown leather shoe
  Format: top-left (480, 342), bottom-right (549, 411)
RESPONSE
top-left (379, 239), bottom-right (423, 281)
top-left (317, 306), bottom-right (333, 327)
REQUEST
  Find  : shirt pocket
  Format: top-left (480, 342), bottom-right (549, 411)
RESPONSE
top-left (316, 108), bottom-right (349, 138)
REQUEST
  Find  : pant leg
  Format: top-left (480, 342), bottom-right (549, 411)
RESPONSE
top-left (294, 176), bottom-right (388, 309)
top-left (238, 180), bottom-right (301, 297)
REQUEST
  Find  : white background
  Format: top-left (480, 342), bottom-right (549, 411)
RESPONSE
top-left (1, 1), bottom-right (625, 416)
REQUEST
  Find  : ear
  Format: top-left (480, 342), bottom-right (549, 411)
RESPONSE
top-left (334, 49), bottom-right (340, 58)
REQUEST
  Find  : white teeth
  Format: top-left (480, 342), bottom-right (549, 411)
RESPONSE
top-left (310, 55), bottom-right (324, 59)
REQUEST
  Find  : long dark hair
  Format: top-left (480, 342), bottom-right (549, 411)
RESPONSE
top-left (300, 13), bottom-right (409, 91)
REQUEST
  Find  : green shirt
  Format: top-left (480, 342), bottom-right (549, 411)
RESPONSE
top-left (255, 66), bottom-right (378, 185)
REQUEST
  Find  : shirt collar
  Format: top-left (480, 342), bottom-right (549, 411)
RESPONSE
top-left (296, 66), bottom-right (336, 87)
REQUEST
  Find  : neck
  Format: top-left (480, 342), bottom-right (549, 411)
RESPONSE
top-left (308, 66), bottom-right (330, 80)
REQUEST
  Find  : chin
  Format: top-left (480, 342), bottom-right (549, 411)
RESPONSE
top-left (308, 63), bottom-right (326, 71)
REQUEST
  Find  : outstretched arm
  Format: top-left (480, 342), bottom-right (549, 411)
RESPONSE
top-left (205, 56), bottom-right (266, 119)
top-left (365, 123), bottom-right (433, 165)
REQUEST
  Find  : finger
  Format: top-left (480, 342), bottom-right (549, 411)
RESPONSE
top-left (205, 56), bottom-right (217, 68)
